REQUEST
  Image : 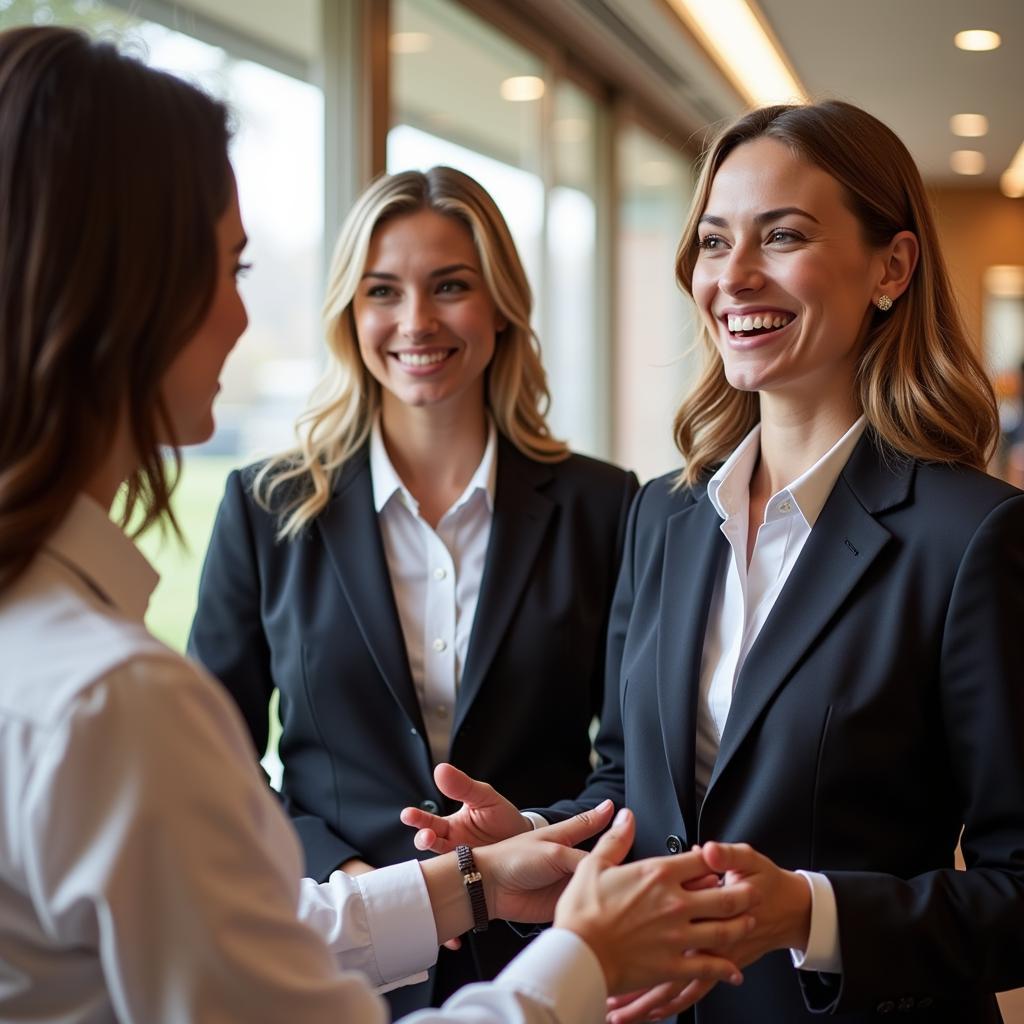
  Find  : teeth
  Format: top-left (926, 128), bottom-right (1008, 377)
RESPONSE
top-left (726, 312), bottom-right (793, 333)
top-left (397, 350), bottom-right (449, 366)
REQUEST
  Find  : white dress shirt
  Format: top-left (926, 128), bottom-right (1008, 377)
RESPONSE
top-left (0, 494), bottom-right (605, 1024)
top-left (698, 416), bottom-right (866, 975)
top-left (371, 418), bottom-right (497, 764)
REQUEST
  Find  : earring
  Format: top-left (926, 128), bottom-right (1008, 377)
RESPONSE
top-left (875, 294), bottom-right (893, 312)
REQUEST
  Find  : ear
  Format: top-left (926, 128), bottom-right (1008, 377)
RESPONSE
top-left (494, 311), bottom-right (509, 335)
top-left (876, 230), bottom-right (918, 302)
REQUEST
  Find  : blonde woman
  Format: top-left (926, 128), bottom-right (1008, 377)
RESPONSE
top-left (402, 102), bottom-right (1024, 1022)
top-left (189, 166), bottom-right (638, 1013)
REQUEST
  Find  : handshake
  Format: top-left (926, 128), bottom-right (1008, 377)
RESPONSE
top-left (399, 765), bottom-right (797, 1021)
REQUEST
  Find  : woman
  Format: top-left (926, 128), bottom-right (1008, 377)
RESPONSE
top-left (0, 24), bottom-right (763, 1024)
top-left (188, 167), bottom-right (638, 1011)
top-left (403, 100), bottom-right (1024, 1023)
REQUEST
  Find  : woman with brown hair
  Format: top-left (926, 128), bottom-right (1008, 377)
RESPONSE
top-left (404, 99), bottom-right (1024, 1022)
top-left (188, 166), bottom-right (638, 1013)
top-left (0, 24), bottom-right (758, 1024)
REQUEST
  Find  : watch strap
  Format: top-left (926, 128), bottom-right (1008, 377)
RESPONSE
top-left (455, 844), bottom-right (489, 933)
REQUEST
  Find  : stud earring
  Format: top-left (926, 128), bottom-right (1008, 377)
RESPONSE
top-left (875, 295), bottom-right (893, 312)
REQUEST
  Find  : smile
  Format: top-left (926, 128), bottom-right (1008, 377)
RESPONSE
top-left (725, 311), bottom-right (795, 338)
top-left (392, 349), bottom-right (455, 367)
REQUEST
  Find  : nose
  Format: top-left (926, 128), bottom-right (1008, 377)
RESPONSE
top-left (400, 292), bottom-right (438, 340)
top-left (717, 244), bottom-right (764, 298)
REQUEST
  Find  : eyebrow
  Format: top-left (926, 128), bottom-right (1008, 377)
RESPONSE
top-left (361, 262), bottom-right (480, 281)
top-left (699, 206), bottom-right (820, 228)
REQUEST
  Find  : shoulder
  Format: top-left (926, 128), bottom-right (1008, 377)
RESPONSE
top-left (630, 468), bottom-right (705, 529)
top-left (503, 442), bottom-right (637, 503)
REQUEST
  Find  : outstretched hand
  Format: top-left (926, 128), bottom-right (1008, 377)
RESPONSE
top-left (400, 763), bottom-right (529, 853)
top-left (553, 811), bottom-right (756, 998)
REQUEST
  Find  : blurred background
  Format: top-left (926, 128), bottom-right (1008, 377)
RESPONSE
top-left (4, 7), bottom-right (1021, 1010)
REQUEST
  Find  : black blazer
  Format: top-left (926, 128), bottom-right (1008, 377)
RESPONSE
top-left (541, 433), bottom-right (1024, 1023)
top-left (188, 436), bottom-right (637, 1009)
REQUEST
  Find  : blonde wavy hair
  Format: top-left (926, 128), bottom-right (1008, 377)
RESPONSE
top-left (673, 100), bottom-right (998, 487)
top-left (256, 166), bottom-right (567, 537)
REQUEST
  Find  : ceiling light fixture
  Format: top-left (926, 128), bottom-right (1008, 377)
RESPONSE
top-left (953, 29), bottom-right (1001, 51)
top-left (950, 150), bottom-right (986, 175)
top-left (1001, 142), bottom-right (1024, 198)
top-left (499, 76), bottom-right (545, 102)
top-left (666, 0), bottom-right (806, 107)
top-left (950, 113), bottom-right (989, 137)
top-left (389, 32), bottom-right (432, 55)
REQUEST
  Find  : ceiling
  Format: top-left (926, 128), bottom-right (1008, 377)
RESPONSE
top-left (755, 0), bottom-right (1024, 186)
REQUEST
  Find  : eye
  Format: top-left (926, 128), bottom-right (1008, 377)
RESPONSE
top-left (436, 278), bottom-right (469, 295)
top-left (234, 260), bottom-right (253, 278)
top-left (697, 234), bottom-right (728, 252)
top-left (766, 228), bottom-right (801, 245)
top-left (365, 284), bottom-right (395, 299)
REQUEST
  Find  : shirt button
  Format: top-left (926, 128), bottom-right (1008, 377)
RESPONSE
top-left (437, 705), bottom-right (449, 717)
top-left (432, 638), bottom-right (447, 653)
top-left (433, 567), bottom-right (447, 580)
top-left (778, 499), bottom-right (793, 513)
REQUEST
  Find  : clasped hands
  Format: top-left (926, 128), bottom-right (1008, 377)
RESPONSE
top-left (401, 764), bottom-right (812, 1021)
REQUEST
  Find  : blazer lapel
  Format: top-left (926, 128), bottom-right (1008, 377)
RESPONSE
top-left (656, 491), bottom-right (727, 842)
top-left (454, 439), bottom-right (555, 733)
top-left (316, 449), bottom-right (426, 735)
top-left (704, 435), bottom-right (912, 801)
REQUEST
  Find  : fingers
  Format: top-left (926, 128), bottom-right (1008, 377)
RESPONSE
top-left (682, 879), bottom-right (758, 920)
top-left (433, 763), bottom-right (495, 806)
top-left (579, 804), bottom-right (631, 865)
top-left (535, 799), bottom-right (617, 851)
top-left (701, 840), bottom-right (760, 875)
top-left (441, 937), bottom-right (462, 951)
top-left (610, 978), bottom-right (717, 1023)
top-left (606, 981), bottom-right (677, 1024)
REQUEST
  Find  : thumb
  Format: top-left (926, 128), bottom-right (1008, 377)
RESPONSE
top-left (701, 840), bottom-right (757, 875)
top-left (433, 763), bottom-right (494, 806)
top-left (588, 806), bottom-right (635, 866)
top-left (533, 799), bottom-right (615, 849)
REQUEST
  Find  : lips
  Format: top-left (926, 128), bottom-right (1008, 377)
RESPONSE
top-left (723, 310), bottom-right (796, 338)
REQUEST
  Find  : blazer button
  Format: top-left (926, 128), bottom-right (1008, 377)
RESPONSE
top-left (876, 1000), bottom-right (895, 1014)
top-left (917, 997), bottom-right (933, 1010)
top-left (897, 996), bottom-right (915, 1012)
top-left (665, 834), bottom-right (683, 854)
top-left (419, 799), bottom-right (440, 814)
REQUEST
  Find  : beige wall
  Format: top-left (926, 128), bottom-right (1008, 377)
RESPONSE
top-left (929, 184), bottom-right (1024, 358)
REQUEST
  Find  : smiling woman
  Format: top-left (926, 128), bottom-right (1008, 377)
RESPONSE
top-left (187, 165), bottom-right (639, 1015)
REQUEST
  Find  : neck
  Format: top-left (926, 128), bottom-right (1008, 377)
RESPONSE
top-left (379, 392), bottom-right (489, 526)
top-left (82, 424), bottom-right (136, 513)
top-left (754, 386), bottom-right (860, 496)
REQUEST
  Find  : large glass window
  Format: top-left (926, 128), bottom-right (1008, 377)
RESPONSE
top-left (614, 123), bottom-right (697, 481)
top-left (0, 1), bottom-right (324, 653)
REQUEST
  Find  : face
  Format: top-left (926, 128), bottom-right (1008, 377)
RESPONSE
top-left (352, 208), bottom-right (505, 417)
top-left (691, 136), bottom-right (886, 401)
top-left (159, 182), bottom-right (249, 445)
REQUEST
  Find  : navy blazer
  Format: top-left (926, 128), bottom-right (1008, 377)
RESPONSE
top-left (188, 435), bottom-right (637, 1009)
top-left (540, 433), bottom-right (1024, 1023)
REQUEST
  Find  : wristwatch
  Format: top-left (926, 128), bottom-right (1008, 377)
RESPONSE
top-left (455, 844), bottom-right (489, 933)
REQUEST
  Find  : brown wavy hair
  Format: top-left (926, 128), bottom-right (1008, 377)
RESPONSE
top-left (255, 166), bottom-right (568, 539)
top-left (0, 25), bottom-right (232, 592)
top-left (674, 100), bottom-right (998, 485)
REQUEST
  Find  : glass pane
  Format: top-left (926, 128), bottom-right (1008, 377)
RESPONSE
top-left (614, 123), bottom-right (697, 481)
top-left (547, 81), bottom-right (600, 455)
top-left (0, 1), bottom-right (324, 654)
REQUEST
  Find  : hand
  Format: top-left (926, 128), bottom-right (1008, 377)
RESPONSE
top-left (553, 809), bottom-right (756, 997)
top-left (400, 763), bottom-right (529, 853)
top-left (475, 799), bottom-right (617, 924)
top-left (700, 841), bottom-right (811, 968)
top-left (339, 858), bottom-right (375, 876)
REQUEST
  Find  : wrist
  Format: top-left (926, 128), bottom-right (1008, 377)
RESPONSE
top-left (782, 869), bottom-right (812, 951)
top-left (455, 845), bottom-right (489, 932)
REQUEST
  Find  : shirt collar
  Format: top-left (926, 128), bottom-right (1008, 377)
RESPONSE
top-left (43, 493), bottom-right (159, 622)
top-left (369, 416), bottom-right (498, 516)
top-left (707, 415), bottom-right (867, 529)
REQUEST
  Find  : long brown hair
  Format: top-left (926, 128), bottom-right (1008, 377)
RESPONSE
top-left (256, 166), bottom-right (567, 540)
top-left (674, 100), bottom-right (998, 485)
top-left (0, 26), bottom-right (232, 592)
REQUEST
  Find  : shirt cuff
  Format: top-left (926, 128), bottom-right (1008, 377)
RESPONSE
top-left (357, 860), bottom-right (437, 988)
top-left (521, 811), bottom-right (548, 830)
top-left (493, 928), bottom-right (606, 1023)
top-left (790, 870), bottom-right (842, 973)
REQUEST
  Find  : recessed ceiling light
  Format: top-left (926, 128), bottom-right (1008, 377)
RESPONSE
top-left (954, 29), bottom-right (1001, 51)
top-left (389, 32), bottom-right (432, 55)
top-left (950, 150), bottom-right (986, 175)
top-left (950, 113), bottom-right (989, 137)
top-left (500, 76), bottom-right (545, 102)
